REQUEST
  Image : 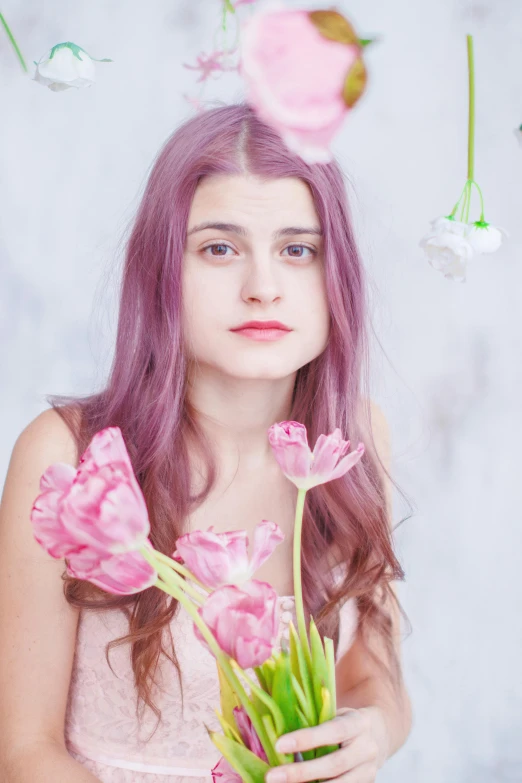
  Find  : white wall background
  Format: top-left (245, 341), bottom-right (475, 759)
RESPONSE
top-left (1, 1), bottom-right (521, 780)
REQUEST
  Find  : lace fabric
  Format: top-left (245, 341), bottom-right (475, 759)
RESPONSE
top-left (65, 594), bottom-right (358, 782)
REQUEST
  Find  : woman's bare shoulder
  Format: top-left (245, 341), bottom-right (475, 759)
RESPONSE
top-left (16, 406), bottom-right (81, 467)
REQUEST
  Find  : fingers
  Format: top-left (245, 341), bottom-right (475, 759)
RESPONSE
top-left (275, 710), bottom-right (366, 754)
top-left (265, 737), bottom-right (371, 783)
top-left (326, 762), bottom-right (380, 782)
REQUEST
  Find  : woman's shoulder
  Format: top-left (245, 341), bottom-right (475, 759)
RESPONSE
top-left (14, 406), bottom-right (80, 471)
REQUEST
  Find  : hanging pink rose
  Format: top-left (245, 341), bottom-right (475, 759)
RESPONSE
top-left (267, 421), bottom-right (365, 490)
top-left (239, 5), bottom-right (367, 163)
top-left (173, 520), bottom-right (284, 588)
top-left (30, 427), bottom-right (157, 595)
top-left (194, 580), bottom-right (278, 668)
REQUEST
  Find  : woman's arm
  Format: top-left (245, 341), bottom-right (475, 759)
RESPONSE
top-left (0, 409), bottom-right (101, 783)
top-left (335, 401), bottom-right (412, 759)
top-left (4, 741), bottom-right (101, 782)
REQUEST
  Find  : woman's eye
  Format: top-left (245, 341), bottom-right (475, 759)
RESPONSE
top-left (283, 244), bottom-right (316, 259)
top-left (202, 243), bottom-right (234, 257)
top-left (200, 243), bottom-right (316, 259)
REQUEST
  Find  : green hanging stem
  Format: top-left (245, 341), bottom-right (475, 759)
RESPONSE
top-left (471, 180), bottom-right (485, 222)
top-left (467, 34), bottom-right (475, 182)
top-left (0, 12), bottom-right (28, 72)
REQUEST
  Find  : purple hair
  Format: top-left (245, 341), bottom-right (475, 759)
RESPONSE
top-left (49, 101), bottom-right (409, 734)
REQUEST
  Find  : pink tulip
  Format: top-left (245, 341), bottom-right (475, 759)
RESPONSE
top-left (173, 520), bottom-right (284, 588)
top-left (210, 705), bottom-right (268, 783)
top-left (61, 427), bottom-right (152, 553)
top-left (194, 580), bottom-right (278, 668)
top-left (30, 427), bottom-right (157, 595)
top-left (233, 706), bottom-right (268, 762)
top-left (267, 421), bottom-right (365, 490)
top-left (239, 7), bottom-right (364, 163)
top-left (211, 755), bottom-right (242, 783)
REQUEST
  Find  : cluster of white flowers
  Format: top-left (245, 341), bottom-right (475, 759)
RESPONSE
top-left (419, 216), bottom-right (508, 283)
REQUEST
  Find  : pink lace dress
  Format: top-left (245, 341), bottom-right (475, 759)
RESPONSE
top-left (64, 595), bottom-right (358, 783)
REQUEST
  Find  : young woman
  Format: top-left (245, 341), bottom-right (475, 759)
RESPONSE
top-left (0, 102), bottom-right (412, 783)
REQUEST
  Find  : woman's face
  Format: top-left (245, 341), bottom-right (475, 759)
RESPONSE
top-left (182, 173), bottom-right (330, 381)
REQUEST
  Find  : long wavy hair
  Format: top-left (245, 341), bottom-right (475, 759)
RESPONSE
top-left (48, 101), bottom-right (411, 735)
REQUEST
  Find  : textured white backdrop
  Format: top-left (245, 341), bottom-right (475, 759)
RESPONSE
top-left (1, 1), bottom-right (521, 780)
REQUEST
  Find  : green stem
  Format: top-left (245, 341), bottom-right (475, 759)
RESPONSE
top-left (470, 180), bottom-right (485, 222)
top-left (465, 179), bottom-right (473, 222)
top-left (459, 180), bottom-right (471, 222)
top-left (449, 180), bottom-right (471, 219)
top-left (139, 545), bottom-right (279, 767)
top-left (293, 489), bottom-right (313, 672)
top-left (0, 12), bottom-right (28, 72)
top-left (156, 570), bottom-right (205, 605)
top-left (153, 551), bottom-right (211, 593)
top-left (467, 34), bottom-right (475, 181)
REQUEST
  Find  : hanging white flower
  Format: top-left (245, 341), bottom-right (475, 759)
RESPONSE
top-left (33, 42), bottom-right (112, 91)
top-left (465, 221), bottom-right (508, 254)
top-left (428, 215), bottom-right (470, 236)
top-left (419, 219), bottom-right (474, 283)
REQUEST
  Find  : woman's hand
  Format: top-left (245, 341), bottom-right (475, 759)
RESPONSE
top-left (265, 706), bottom-right (391, 783)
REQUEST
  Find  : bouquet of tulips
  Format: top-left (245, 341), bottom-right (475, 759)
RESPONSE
top-left (30, 420), bottom-right (364, 782)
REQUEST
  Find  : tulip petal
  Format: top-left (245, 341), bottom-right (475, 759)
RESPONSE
top-left (209, 734), bottom-right (270, 783)
top-left (233, 707), bottom-right (268, 762)
top-left (211, 755), bottom-right (243, 783)
top-left (196, 581), bottom-right (278, 668)
top-left (175, 528), bottom-right (250, 588)
top-left (310, 429), bottom-right (348, 477)
top-left (267, 421), bottom-right (312, 484)
top-left (327, 442), bottom-right (365, 481)
top-left (30, 463), bottom-right (79, 558)
top-left (249, 521), bottom-right (285, 575)
top-left (66, 548), bottom-right (157, 595)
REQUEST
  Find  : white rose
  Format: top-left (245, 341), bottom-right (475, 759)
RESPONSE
top-left (465, 221), bottom-right (508, 254)
top-left (429, 215), bottom-right (470, 236)
top-left (33, 42), bottom-right (112, 91)
top-left (419, 229), bottom-right (473, 283)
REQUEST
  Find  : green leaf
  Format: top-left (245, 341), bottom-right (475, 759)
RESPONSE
top-left (272, 650), bottom-right (301, 733)
top-left (342, 57), bottom-right (368, 109)
top-left (290, 674), bottom-right (314, 726)
top-left (308, 9), bottom-right (360, 46)
top-left (294, 708), bottom-right (316, 762)
top-left (289, 622), bottom-right (317, 724)
top-left (248, 677), bottom-right (286, 735)
top-left (318, 686), bottom-right (332, 724)
top-left (216, 661), bottom-right (240, 728)
top-left (324, 636), bottom-right (337, 716)
top-left (315, 688), bottom-right (340, 758)
top-left (261, 714), bottom-right (292, 766)
top-left (253, 666), bottom-right (268, 693)
top-left (309, 618), bottom-right (329, 717)
top-left (260, 658), bottom-right (276, 693)
top-left (208, 730), bottom-right (270, 783)
top-left (215, 709), bottom-right (244, 745)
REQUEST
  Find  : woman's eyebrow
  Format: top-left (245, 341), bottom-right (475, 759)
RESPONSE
top-left (187, 221), bottom-right (323, 238)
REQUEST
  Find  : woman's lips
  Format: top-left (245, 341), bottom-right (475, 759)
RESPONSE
top-left (231, 327), bottom-right (291, 341)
